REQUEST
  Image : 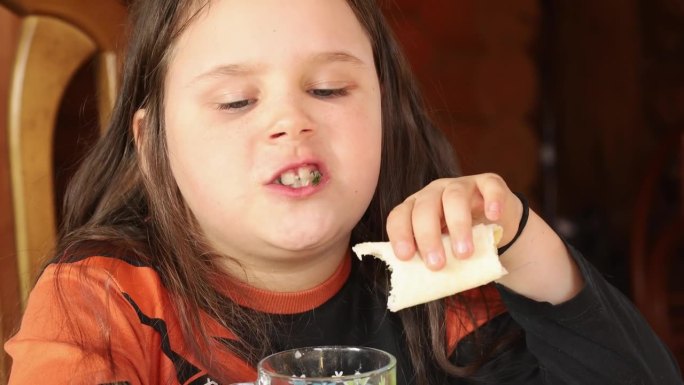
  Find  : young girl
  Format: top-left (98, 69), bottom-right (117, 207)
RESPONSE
top-left (5, 1), bottom-right (681, 384)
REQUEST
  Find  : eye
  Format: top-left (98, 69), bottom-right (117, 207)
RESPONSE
top-left (216, 99), bottom-right (256, 111)
top-left (310, 88), bottom-right (349, 98)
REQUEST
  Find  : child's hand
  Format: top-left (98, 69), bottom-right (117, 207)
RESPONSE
top-left (386, 174), bottom-right (522, 271)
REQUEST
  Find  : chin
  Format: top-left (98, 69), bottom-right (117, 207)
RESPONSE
top-left (270, 232), bottom-right (332, 252)
top-left (266, 223), bottom-right (349, 253)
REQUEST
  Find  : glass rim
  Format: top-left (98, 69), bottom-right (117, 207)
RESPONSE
top-left (257, 345), bottom-right (397, 381)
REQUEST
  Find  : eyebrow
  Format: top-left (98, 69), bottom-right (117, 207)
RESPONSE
top-left (310, 51), bottom-right (366, 66)
top-left (190, 51), bottom-right (367, 84)
top-left (192, 63), bottom-right (264, 82)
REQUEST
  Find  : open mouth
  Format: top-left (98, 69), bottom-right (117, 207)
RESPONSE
top-left (273, 164), bottom-right (323, 188)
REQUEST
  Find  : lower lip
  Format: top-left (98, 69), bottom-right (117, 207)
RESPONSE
top-left (265, 180), bottom-right (327, 198)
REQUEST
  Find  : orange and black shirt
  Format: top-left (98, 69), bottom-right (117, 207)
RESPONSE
top-left (6, 246), bottom-right (683, 384)
top-left (5, 253), bottom-right (503, 385)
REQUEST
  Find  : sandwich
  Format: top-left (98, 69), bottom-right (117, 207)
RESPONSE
top-left (352, 223), bottom-right (507, 312)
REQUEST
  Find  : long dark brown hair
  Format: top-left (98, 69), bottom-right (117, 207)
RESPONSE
top-left (53, 0), bottom-right (506, 383)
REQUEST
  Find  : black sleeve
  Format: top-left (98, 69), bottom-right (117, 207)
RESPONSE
top-left (496, 244), bottom-right (683, 385)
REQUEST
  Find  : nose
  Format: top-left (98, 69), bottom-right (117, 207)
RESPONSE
top-left (269, 125), bottom-right (314, 140)
top-left (267, 98), bottom-right (316, 141)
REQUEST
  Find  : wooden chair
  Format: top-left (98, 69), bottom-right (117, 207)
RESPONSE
top-left (631, 128), bottom-right (684, 366)
top-left (0, 0), bottom-right (127, 381)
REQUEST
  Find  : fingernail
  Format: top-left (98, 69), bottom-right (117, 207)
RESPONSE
top-left (488, 202), bottom-right (501, 218)
top-left (427, 252), bottom-right (442, 267)
top-left (456, 241), bottom-right (469, 254)
top-left (395, 241), bottom-right (411, 258)
top-left (454, 240), bottom-right (472, 259)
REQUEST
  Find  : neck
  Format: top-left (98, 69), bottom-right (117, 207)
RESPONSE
top-left (220, 242), bottom-right (350, 292)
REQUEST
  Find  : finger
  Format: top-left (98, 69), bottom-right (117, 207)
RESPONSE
top-left (386, 197), bottom-right (417, 260)
top-left (475, 173), bottom-right (509, 222)
top-left (442, 182), bottom-right (475, 259)
top-left (411, 189), bottom-right (446, 270)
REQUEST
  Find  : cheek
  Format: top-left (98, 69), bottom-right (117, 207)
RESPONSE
top-left (337, 102), bottom-right (382, 190)
top-left (174, 149), bottom-right (240, 191)
top-left (167, 143), bottom-right (245, 234)
top-left (166, 105), bottom-right (244, 177)
top-left (353, 97), bottom-right (382, 160)
top-left (166, 139), bottom-right (211, 215)
top-left (166, 128), bottom-right (205, 188)
top-left (165, 123), bottom-right (246, 211)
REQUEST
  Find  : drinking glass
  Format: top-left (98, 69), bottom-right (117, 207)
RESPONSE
top-left (235, 346), bottom-right (396, 385)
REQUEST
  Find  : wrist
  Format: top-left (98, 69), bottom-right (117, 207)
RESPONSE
top-left (497, 192), bottom-right (528, 255)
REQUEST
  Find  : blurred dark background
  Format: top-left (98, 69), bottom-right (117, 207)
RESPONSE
top-left (382, 0), bottom-right (684, 365)
top-left (382, 0), bottom-right (683, 298)
top-left (0, 0), bottom-right (683, 381)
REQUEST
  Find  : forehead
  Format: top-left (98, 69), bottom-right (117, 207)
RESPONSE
top-left (168, 0), bottom-right (373, 78)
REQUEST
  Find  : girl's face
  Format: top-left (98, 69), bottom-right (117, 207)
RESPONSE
top-left (163, 0), bottom-right (382, 266)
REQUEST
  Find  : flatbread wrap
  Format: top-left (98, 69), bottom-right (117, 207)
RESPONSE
top-left (352, 223), bottom-right (507, 312)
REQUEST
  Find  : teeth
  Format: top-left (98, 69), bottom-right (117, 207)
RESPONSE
top-left (276, 166), bottom-right (322, 188)
top-left (280, 171), bottom-right (296, 186)
top-left (298, 167), bottom-right (310, 186)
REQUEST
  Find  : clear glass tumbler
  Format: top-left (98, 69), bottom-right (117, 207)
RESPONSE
top-left (244, 346), bottom-right (396, 385)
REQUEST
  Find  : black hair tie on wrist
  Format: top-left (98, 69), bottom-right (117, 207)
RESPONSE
top-left (497, 192), bottom-right (529, 255)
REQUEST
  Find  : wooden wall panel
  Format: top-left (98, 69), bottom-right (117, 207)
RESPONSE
top-left (384, 0), bottom-right (541, 197)
top-left (545, 0), bottom-right (656, 292)
top-left (552, 0), bottom-right (652, 235)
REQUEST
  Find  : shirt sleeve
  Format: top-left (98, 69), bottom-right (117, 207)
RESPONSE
top-left (496, 244), bottom-right (683, 385)
top-left (4, 262), bottom-right (149, 385)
